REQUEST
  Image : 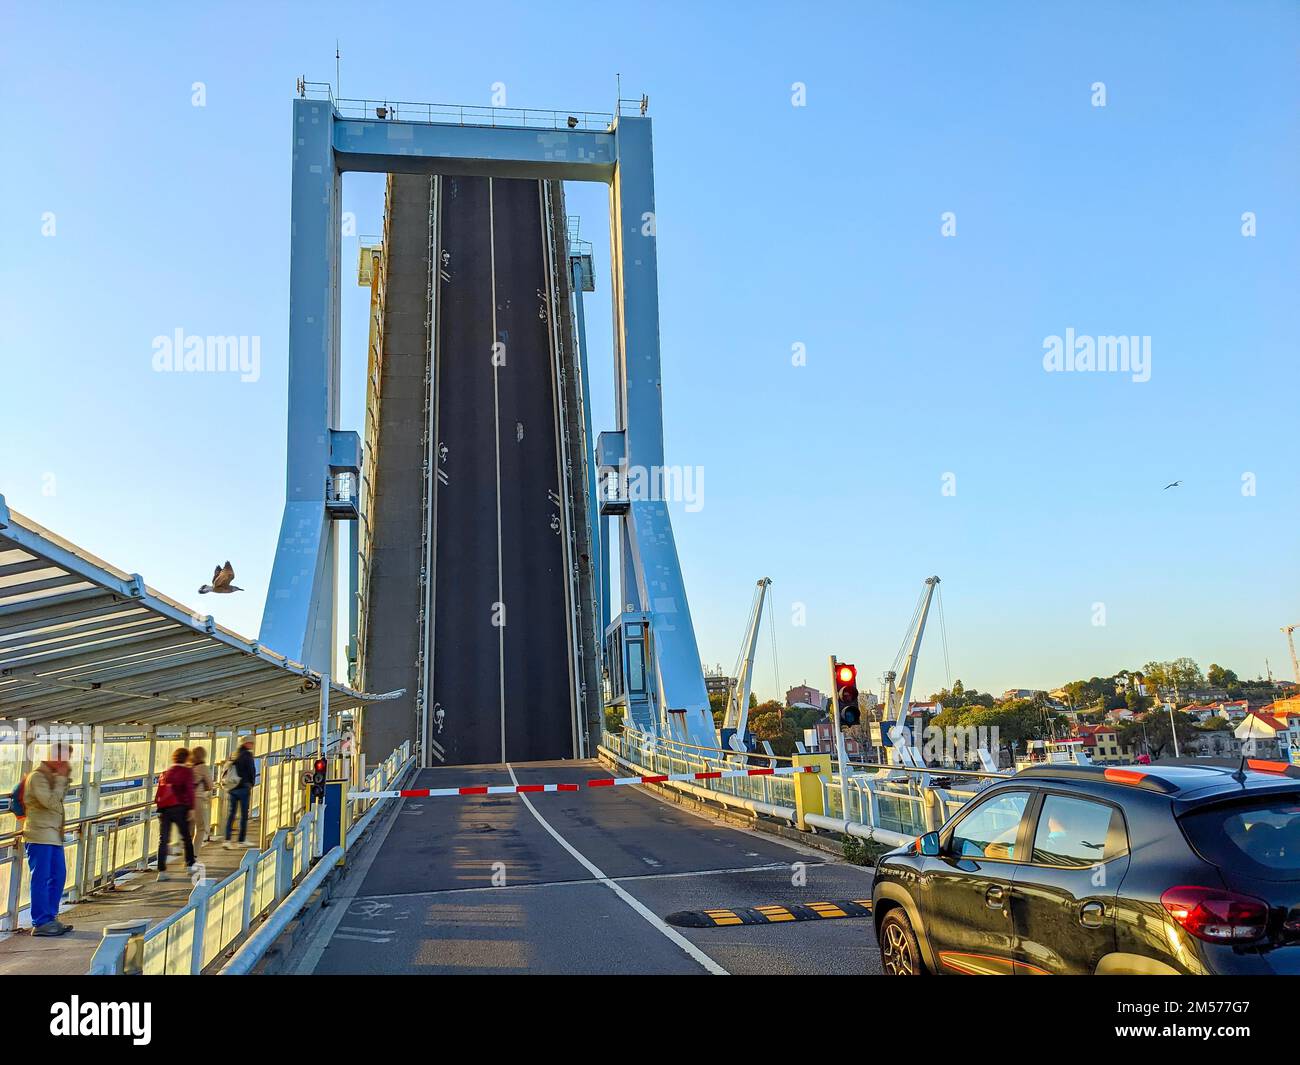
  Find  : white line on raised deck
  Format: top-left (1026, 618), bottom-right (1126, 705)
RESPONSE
top-left (489, 178), bottom-right (507, 765)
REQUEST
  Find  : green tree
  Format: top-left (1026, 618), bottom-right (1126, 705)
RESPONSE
top-left (708, 690), bottom-right (727, 729)
top-left (929, 679), bottom-right (995, 710)
top-left (1207, 663), bottom-right (1239, 689)
top-left (1170, 657), bottom-right (1206, 694)
top-left (1118, 709), bottom-right (1198, 760)
top-left (604, 706), bottom-right (625, 735)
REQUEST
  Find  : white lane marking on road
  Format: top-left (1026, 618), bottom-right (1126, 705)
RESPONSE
top-left (489, 177), bottom-right (507, 764)
top-left (335, 932), bottom-right (393, 944)
top-left (506, 763), bottom-right (729, 975)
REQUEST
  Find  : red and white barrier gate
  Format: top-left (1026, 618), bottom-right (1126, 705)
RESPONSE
top-left (349, 764), bottom-right (819, 800)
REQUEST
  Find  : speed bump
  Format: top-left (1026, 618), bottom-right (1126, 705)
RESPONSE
top-left (665, 899), bottom-right (872, 928)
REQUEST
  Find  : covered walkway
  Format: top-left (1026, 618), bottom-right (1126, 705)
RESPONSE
top-left (0, 821), bottom-right (261, 975)
top-left (0, 497), bottom-right (404, 971)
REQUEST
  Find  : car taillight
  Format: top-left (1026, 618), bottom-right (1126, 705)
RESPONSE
top-left (1160, 886), bottom-right (1270, 944)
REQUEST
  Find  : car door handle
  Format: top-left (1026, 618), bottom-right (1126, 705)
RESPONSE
top-left (985, 885), bottom-right (1005, 910)
top-left (1079, 901), bottom-right (1105, 928)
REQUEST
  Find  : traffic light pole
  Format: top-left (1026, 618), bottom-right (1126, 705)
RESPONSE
top-left (828, 655), bottom-right (850, 821)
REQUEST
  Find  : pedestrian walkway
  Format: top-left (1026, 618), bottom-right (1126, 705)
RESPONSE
top-left (0, 818), bottom-right (262, 976)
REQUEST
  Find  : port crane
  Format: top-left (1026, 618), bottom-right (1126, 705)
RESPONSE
top-left (1284, 623), bottom-right (1300, 685)
top-left (881, 576), bottom-right (940, 766)
top-left (721, 578), bottom-right (772, 752)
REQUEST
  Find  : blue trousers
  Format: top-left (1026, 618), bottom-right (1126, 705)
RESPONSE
top-left (25, 842), bottom-right (66, 928)
top-left (224, 786), bottom-right (250, 842)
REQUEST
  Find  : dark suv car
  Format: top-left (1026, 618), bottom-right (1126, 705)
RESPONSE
top-left (872, 760), bottom-right (1300, 974)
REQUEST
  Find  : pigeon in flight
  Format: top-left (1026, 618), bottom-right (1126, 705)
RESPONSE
top-left (1163, 480), bottom-right (1182, 490)
top-left (199, 561), bottom-right (243, 595)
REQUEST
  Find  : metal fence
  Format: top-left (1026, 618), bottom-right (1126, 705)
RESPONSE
top-left (299, 82), bottom-right (614, 132)
top-left (601, 728), bottom-right (797, 812)
top-left (600, 727), bottom-right (1001, 841)
top-left (107, 812), bottom-right (311, 976)
top-left (349, 741), bottom-right (410, 826)
top-left (0, 722), bottom-right (327, 933)
top-left (92, 738), bottom-right (411, 975)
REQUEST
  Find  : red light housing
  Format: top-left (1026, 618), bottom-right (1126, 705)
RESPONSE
top-left (836, 664), bottom-right (856, 685)
top-left (1161, 885), bottom-right (1269, 944)
top-left (313, 758), bottom-right (327, 774)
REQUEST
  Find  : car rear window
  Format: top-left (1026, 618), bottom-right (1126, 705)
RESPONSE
top-left (1180, 794), bottom-right (1300, 882)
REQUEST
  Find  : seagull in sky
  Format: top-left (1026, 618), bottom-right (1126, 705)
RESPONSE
top-left (199, 561), bottom-right (243, 594)
top-left (1163, 480), bottom-right (1182, 490)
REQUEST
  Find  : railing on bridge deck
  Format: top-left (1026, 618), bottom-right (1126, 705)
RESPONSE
top-left (1, 724), bottom-right (324, 934)
top-left (299, 81), bottom-right (615, 132)
top-left (129, 810), bottom-right (317, 976)
top-left (93, 739), bottom-right (412, 975)
top-left (600, 727), bottom-right (1004, 844)
top-left (603, 727), bottom-right (799, 813)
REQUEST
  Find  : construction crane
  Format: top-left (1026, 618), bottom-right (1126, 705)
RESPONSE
top-left (882, 576), bottom-right (940, 766)
top-left (721, 578), bottom-right (772, 752)
top-left (1283, 624), bottom-right (1300, 685)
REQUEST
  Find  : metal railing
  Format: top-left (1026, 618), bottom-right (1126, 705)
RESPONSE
top-left (91, 738), bottom-right (412, 975)
top-left (349, 741), bottom-right (410, 825)
top-left (93, 811), bottom-right (312, 976)
top-left (299, 82), bottom-right (614, 132)
top-left (2, 797), bottom-right (157, 934)
top-left (601, 728), bottom-right (797, 813)
top-left (600, 728), bottom-right (1002, 842)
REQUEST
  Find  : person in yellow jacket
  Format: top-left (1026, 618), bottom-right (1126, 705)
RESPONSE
top-left (21, 741), bottom-right (73, 936)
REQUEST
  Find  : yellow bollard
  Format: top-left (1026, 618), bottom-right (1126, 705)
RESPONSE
top-left (792, 752), bottom-right (831, 830)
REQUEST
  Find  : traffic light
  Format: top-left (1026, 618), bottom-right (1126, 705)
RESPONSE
top-left (834, 662), bottom-right (860, 727)
top-left (311, 757), bottom-right (327, 802)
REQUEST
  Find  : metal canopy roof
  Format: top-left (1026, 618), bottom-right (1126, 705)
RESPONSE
top-left (0, 499), bottom-right (402, 729)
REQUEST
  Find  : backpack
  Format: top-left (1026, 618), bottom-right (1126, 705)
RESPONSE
top-left (155, 769), bottom-right (178, 809)
top-left (8, 777), bottom-right (25, 819)
top-left (220, 760), bottom-right (243, 793)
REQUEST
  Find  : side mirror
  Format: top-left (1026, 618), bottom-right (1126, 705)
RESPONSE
top-left (916, 831), bottom-right (941, 857)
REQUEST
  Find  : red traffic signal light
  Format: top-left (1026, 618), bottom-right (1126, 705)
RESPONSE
top-left (833, 660), bottom-right (860, 727)
top-left (310, 757), bottom-right (327, 801)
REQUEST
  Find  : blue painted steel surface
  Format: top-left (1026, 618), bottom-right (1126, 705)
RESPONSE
top-left (263, 97), bottom-right (712, 747)
top-left (570, 256), bottom-right (607, 638)
top-left (333, 118), bottom-right (615, 180)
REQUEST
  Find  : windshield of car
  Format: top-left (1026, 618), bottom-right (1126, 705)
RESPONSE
top-left (1180, 794), bottom-right (1300, 882)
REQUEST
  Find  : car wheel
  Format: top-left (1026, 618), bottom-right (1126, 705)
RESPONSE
top-left (879, 909), bottom-right (925, 975)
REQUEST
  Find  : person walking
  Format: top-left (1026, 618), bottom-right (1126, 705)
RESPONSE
top-left (154, 747), bottom-right (196, 881)
top-left (21, 740), bottom-right (74, 936)
top-left (188, 746), bottom-right (214, 850)
top-left (222, 738), bottom-right (256, 849)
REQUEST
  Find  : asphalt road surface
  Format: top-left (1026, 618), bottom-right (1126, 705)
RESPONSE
top-left (430, 176), bottom-right (575, 766)
top-left (299, 762), bottom-right (882, 975)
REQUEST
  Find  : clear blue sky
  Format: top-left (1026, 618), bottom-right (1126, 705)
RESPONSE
top-left (2, 1), bottom-right (1296, 704)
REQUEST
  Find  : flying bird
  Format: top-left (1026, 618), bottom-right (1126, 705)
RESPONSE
top-left (199, 561), bottom-right (242, 595)
top-left (1163, 480), bottom-right (1182, 490)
